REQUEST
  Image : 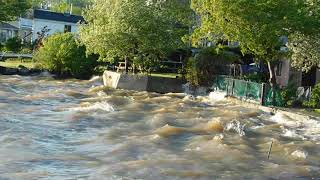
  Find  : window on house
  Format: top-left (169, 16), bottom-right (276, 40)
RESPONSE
top-left (64, 25), bottom-right (71, 33)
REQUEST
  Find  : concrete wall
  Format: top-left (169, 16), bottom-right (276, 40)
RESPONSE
top-left (103, 71), bottom-right (121, 88)
top-left (103, 71), bottom-right (184, 93)
top-left (147, 76), bottom-right (184, 93)
top-left (117, 74), bottom-right (149, 92)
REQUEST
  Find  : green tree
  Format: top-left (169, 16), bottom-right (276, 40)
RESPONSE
top-left (288, 33), bottom-right (320, 72)
top-left (191, 0), bottom-right (320, 104)
top-left (34, 33), bottom-right (96, 79)
top-left (51, 1), bottom-right (70, 13)
top-left (0, 0), bottom-right (31, 22)
top-left (40, 0), bottom-right (91, 15)
top-left (79, 0), bottom-right (192, 72)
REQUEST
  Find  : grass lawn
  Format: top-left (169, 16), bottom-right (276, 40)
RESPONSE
top-left (0, 58), bottom-right (35, 69)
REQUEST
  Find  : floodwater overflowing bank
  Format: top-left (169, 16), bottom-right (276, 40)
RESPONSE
top-left (0, 74), bottom-right (319, 180)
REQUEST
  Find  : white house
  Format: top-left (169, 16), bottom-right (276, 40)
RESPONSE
top-left (0, 23), bottom-right (19, 43)
top-left (32, 9), bottom-right (84, 42)
top-left (0, 9), bottom-right (84, 45)
top-left (8, 18), bottom-right (33, 43)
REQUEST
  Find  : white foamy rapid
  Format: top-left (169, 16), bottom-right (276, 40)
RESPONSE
top-left (89, 76), bottom-right (102, 82)
top-left (291, 150), bottom-right (308, 159)
top-left (68, 101), bottom-right (114, 112)
top-left (208, 91), bottom-right (227, 102)
top-left (270, 112), bottom-right (320, 141)
top-left (225, 120), bottom-right (246, 136)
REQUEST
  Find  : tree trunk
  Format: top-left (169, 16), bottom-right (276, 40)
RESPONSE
top-left (267, 61), bottom-right (277, 106)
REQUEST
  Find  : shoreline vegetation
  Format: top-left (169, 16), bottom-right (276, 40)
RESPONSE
top-left (1, 59), bottom-right (319, 118)
top-left (0, 58), bottom-right (182, 79)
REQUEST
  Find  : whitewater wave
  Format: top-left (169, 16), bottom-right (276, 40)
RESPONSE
top-left (225, 120), bottom-right (246, 137)
top-left (68, 101), bottom-right (115, 112)
top-left (89, 76), bottom-right (102, 82)
top-left (208, 91), bottom-right (227, 103)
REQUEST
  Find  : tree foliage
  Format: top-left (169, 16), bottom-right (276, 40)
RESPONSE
top-left (79, 0), bottom-right (192, 67)
top-left (34, 33), bottom-right (96, 79)
top-left (288, 33), bottom-right (320, 72)
top-left (191, 0), bottom-right (319, 62)
top-left (191, 0), bottom-right (320, 104)
top-left (309, 83), bottom-right (320, 108)
top-left (0, 0), bottom-right (31, 22)
top-left (186, 47), bottom-right (239, 86)
top-left (32, 0), bottom-right (91, 15)
top-left (4, 37), bottom-right (22, 52)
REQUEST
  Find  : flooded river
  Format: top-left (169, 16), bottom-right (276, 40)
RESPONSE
top-left (0, 74), bottom-right (319, 180)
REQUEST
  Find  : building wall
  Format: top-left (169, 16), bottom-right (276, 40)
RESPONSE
top-left (33, 19), bottom-right (79, 42)
top-left (276, 59), bottom-right (290, 87)
top-left (0, 28), bottom-right (18, 43)
top-left (19, 18), bottom-right (33, 43)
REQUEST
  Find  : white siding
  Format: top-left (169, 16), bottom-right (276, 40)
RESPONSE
top-left (32, 19), bottom-right (79, 42)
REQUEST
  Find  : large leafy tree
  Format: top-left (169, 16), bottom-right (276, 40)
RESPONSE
top-left (79, 0), bottom-right (192, 71)
top-left (0, 0), bottom-right (31, 22)
top-left (288, 33), bottom-right (320, 72)
top-left (191, 0), bottom-right (320, 91)
top-left (32, 0), bottom-right (91, 15)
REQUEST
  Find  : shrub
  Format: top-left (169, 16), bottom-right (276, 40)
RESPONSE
top-left (4, 37), bottom-right (22, 52)
top-left (309, 83), bottom-right (320, 108)
top-left (185, 47), bottom-right (240, 86)
top-left (280, 85), bottom-right (302, 107)
top-left (20, 47), bottom-right (33, 54)
top-left (33, 33), bottom-right (97, 79)
top-left (241, 73), bottom-right (269, 83)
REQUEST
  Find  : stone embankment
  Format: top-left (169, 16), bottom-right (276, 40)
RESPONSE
top-left (0, 66), bottom-right (42, 76)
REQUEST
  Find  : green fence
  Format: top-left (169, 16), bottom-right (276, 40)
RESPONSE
top-left (213, 75), bottom-right (266, 105)
top-left (213, 75), bottom-right (286, 106)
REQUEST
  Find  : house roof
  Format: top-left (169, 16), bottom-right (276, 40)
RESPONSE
top-left (34, 9), bottom-right (84, 24)
top-left (0, 22), bottom-right (19, 30)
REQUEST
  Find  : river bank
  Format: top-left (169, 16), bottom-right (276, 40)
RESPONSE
top-left (0, 65), bottom-right (43, 76)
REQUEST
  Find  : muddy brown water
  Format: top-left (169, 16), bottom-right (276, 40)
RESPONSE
top-left (0, 74), bottom-right (319, 180)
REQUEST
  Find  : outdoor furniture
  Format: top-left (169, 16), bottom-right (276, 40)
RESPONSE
top-left (116, 61), bottom-right (132, 72)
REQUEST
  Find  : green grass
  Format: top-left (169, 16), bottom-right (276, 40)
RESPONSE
top-left (0, 58), bottom-right (35, 69)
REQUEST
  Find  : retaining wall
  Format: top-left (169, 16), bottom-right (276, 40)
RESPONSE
top-left (103, 71), bottom-right (185, 93)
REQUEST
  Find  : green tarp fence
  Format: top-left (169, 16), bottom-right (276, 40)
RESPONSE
top-left (213, 75), bottom-right (284, 106)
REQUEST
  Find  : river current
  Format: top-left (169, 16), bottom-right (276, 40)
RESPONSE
top-left (0, 74), bottom-right (319, 180)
